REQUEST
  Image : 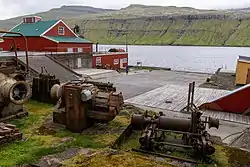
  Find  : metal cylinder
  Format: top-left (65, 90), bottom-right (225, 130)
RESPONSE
top-left (0, 73), bottom-right (30, 105)
top-left (131, 114), bottom-right (151, 129)
top-left (50, 84), bottom-right (62, 100)
top-left (157, 116), bottom-right (191, 132)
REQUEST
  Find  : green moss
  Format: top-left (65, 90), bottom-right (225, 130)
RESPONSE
top-left (119, 132), bottom-right (141, 151)
top-left (0, 101), bottom-right (105, 166)
top-left (63, 150), bottom-right (174, 167)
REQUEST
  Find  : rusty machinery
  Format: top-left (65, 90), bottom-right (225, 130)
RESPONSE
top-left (32, 67), bottom-right (60, 104)
top-left (50, 80), bottom-right (124, 132)
top-left (0, 31), bottom-right (29, 74)
top-left (130, 82), bottom-right (220, 162)
top-left (0, 72), bottom-right (31, 120)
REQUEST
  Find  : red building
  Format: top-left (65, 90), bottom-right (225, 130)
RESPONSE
top-left (92, 53), bottom-right (128, 69)
top-left (0, 16), bottom-right (93, 53)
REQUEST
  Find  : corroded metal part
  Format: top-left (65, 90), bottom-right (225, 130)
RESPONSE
top-left (131, 114), bottom-right (151, 129)
top-left (50, 84), bottom-right (62, 100)
top-left (157, 116), bottom-right (191, 132)
top-left (0, 73), bottom-right (30, 105)
top-left (208, 117), bottom-right (220, 129)
top-left (131, 110), bottom-right (220, 157)
top-left (51, 80), bottom-right (124, 132)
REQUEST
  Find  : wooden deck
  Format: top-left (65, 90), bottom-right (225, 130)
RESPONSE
top-left (125, 85), bottom-right (250, 124)
top-left (203, 110), bottom-right (250, 125)
top-left (125, 84), bottom-right (229, 112)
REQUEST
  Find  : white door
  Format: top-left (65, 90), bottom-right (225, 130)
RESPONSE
top-left (96, 57), bottom-right (101, 66)
top-left (77, 58), bottom-right (82, 68)
top-left (67, 48), bottom-right (73, 53)
top-left (78, 48), bottom-right (83, 53)
top-left (120, 59), bottom-right (123, 68)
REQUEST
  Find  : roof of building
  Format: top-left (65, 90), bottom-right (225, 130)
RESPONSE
top-left (238, 55), bottom-right (250, 64)
top-left (3, 20), bottom-right (59, 37)
top-left (45, 36), bottom-right (92, 43)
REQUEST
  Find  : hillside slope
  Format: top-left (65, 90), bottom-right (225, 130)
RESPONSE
top-left (65, 17), bottom-right (250, 46)
top-left (0, 5), bottom-right (115, 29)
top-left (2, 4), bottom-right (250, 46)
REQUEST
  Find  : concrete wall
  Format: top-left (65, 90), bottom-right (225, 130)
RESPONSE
top-left (49, 53), bottom-right (92, 69)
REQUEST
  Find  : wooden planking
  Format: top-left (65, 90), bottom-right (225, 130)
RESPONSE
top-left (125, 85), bottom-right (229, 112)
top-left (202, 110), bottom-right (250, 125)
top-left (125, 84), bottom-right (250, 124)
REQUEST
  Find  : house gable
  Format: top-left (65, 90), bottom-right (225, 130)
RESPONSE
top-left (42, 20), bottom-right (78, 37)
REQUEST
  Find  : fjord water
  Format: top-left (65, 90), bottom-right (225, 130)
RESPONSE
top-left (96, 45), bottom-right (250, 73)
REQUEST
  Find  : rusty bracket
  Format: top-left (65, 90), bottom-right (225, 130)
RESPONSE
top-left (0, 31), bottom-right (29, 74)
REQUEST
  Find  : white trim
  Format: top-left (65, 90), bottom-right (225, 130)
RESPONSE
top-left (42, 36), bottom-right (59, 43)
top-left (40, 20), bottom-right (61, 36)
top-left (1, 21), bottom-right (23, 37)
top-left (40, 19), bottom-right (78, 37)
top-left (34, 16), bottom-right (42, 19)
top-left (60, 20), bottom-right (78, 37)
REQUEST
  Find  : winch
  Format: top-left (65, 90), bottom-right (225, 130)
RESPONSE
top-left (50, 80), bottom-right (124, 132)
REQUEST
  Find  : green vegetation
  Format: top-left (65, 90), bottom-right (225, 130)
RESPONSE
top-left (0, 101), bottom-right (113, 166)
top-left (62, 150), bottom-right (174, 167)
top-left (64, 18), bottom-right (250, 46)
top-left (1, 101), bottom-right (250, 167)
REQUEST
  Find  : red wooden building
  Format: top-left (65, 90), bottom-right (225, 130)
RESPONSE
top-left (0, 16), bottom-right (93, 53)
top-left (92, 53), bottom-right (128, 69)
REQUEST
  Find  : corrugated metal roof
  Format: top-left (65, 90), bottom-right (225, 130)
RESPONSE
top-left (4, 20), bottom-right (59, 37)
top-left (45, 36), bottom-right (92, 43)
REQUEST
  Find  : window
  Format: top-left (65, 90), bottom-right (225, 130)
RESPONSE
top-left (78, 48), bottom-right (83, 53)
top-left (67, 48), bottom-right (73, 53)
top-left (96, 57), bottom-right (102, 66)
top-left (122, 58), bottom-right (127, 63)
top-left (58, 26), bottom-right (65, 35)
top-left (114, 59), bottom-right (119, 65)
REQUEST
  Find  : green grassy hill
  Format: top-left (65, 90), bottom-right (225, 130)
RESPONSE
top-left (64, 18), bottom-right (250, 46)
top-left (2, 4), bottom-right (250, 46)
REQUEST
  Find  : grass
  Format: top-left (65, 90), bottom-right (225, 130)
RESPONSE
top-left (64, 18), bottom-right (250, 46)
top-left (0, 101), bottom-right (106, 166)
top-left (1, 101), bottom-right (250, 167)
top-left (62, 149), bottom-right (174, 167)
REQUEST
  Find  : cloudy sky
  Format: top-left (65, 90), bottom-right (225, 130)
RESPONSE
top-left (0, 0), bottom-right (250, 20)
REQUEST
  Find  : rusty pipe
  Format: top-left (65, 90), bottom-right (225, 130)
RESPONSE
top-left (131, 114), bottom-right (219, 132)
top-left (156, 116), bottom-right (191, 132)
top-left (0, 31), bottom-right (29, 73)
top-left (0, 37), bottom-right (18, 66)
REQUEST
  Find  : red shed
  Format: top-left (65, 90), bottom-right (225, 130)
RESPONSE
top-left (0, 16), bottom-right (93, 53)
top-left (92, 53), bottom-right (128, 69)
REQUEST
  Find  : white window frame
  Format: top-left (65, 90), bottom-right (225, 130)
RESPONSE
top-left (58, 26), bottom-right (65, 35)
top-left (67, 48), bottom-right (73, 53)
top-left (114, 59), bottom-right (119, 65)
top-left (96, 57), bottom-right (102, 66)
top-left (78, 48), bottom-right (83, 53)
top-left (122, 58), bottom-right (128, 63)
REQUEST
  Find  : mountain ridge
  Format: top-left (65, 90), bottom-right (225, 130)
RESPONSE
top-left (2, 4), bottom-right (250, 46)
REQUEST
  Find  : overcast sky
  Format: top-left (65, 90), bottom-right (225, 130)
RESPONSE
top-left (0, 0), bottom-right (250, 20)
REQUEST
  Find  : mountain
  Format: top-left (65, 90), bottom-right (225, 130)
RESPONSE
top-left (0, 5), bottom-right (116, 29)
top-left (2, 4), bottom-right (250, 46)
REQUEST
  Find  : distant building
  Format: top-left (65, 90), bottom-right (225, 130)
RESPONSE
top-left (236, 55), bottom-right (250, 85)
top-left (0, 16), bottom-right (93, 53)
